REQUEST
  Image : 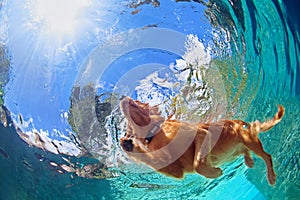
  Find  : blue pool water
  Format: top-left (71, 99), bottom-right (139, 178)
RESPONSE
top-left (0, 0), bottom-right (299, 199)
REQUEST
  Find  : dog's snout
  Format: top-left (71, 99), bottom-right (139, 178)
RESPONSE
top-left (121, 139), bottom-right (134, 152)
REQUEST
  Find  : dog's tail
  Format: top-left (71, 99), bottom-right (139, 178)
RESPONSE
top-left (251, 105), bottom-right (285, 134)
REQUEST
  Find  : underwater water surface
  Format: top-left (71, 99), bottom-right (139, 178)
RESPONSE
top-left (0, 0), bottom-right (299, 199)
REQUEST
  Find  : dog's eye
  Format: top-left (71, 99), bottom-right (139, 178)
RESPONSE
top-left (242, 123), bottom-right (249, 129)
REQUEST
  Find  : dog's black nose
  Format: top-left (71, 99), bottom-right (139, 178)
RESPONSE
top-left (121, 139), bottom-right (134, 152)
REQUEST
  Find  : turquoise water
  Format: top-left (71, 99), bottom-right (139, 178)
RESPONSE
top-left (0, 0), bottom-right (299, 199)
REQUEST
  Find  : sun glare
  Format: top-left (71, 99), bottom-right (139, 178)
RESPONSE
top-left (32, 0), bottom-right (89, 36)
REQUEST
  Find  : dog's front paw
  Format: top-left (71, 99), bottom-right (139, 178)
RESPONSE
top-left (210, 167), bottom-right (223, 178)
top-left (204, 167), bottom-right (223, 178)
top-left (196, 165), bottom-right (223, 178)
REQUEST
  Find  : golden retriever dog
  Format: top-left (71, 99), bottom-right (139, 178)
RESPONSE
top-left (120, 96), bottom-right (284, 185)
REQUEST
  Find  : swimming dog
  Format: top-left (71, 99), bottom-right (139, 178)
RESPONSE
top-left (120, 97), bottom-right (284, 185)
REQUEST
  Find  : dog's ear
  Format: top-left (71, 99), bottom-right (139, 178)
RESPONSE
top-left (129, 109), bottom-right (151, 127)
top-left (120, 97), bottom-right (164, 139)
top-left (129, 101), bottom-right (151, 127)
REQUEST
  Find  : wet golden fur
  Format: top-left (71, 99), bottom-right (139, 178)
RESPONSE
top-left (120, 97), bottom-right (284, 185)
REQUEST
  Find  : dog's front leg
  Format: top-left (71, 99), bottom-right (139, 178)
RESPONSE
top-left (193, 130), bottom-right (222, 178)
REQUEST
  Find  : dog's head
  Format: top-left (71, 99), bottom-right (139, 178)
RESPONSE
top-left (119, 97), bottom-right (164, 154)
top-left (119, 97), bottom-right (196, 171)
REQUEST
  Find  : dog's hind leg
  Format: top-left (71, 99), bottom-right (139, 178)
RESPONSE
top-left (241, 106), bottom-right (284, 185)
top-left (243, 138), bottom-right (276, 185)
top-left (244, 150), bottom-right (254, 168)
